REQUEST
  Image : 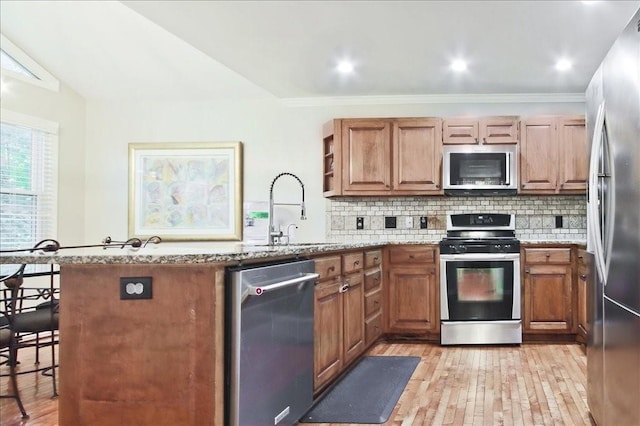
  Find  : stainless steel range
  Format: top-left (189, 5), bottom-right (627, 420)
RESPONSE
top-left (439, 213), bottom-right (521, 345)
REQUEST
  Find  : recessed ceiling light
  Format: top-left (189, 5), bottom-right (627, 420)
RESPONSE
top-left (450, 60), bottom-right (467, 72)
top-left (336, 60), bottom-right (354, 74)
top-left (555, 59), bottom-right (573, 71)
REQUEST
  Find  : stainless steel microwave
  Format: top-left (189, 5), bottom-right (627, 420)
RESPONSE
top-left (442, 145), bottom-right (518, 196)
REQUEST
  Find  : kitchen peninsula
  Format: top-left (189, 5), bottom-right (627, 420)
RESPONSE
top-left (1, 239), bottom-right (586, 425)
top-left (1, 242), bottom-right (380, 425)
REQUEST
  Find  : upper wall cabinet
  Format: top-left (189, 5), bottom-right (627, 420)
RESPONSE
top-left (520, 116), bottom-right (586, 194)
top-left (323, 118), bottom-right (443, 197)
top-left (442, 116), bottom-right (519, 145)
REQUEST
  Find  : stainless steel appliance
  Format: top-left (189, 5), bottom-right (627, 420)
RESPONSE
top-left (586, 8), bottom-right (640, 425)
top-left (442, 145), bottom-right (518, 196)
top-left (226, 259), bottom-right (318, 426)
top-left (439, 213), bottom-right (521, 345)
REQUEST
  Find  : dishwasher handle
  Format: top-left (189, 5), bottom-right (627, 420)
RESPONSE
top-left (247, 272), bottom-right (319, 296)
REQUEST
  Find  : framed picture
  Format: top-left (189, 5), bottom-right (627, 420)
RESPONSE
top-left (128, 142), bottom-right (243, 241)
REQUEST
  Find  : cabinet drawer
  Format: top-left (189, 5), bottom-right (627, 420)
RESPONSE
top-left (344, 270), bottom-right (363, 287)
top-left (314, 279), bottom-right (341, 299)
top-left (364, 268), bottom-right (382, 292)
top-left (577, 249), bottom-right (589, 268)
top-left (343, 252), bottom-right (364, 274)
top-left (365, 312), bottom-right (382, 344)
top-left (365, 249), bottom-right (382, 268)
top-left (524, 248), bottom-right (571, 264)
top-left (365, 288), bottom-right (382, 317)
top-left (315, 256), bottom-right (342, 280)
top-left (389, 246), bottom-right (435, 264)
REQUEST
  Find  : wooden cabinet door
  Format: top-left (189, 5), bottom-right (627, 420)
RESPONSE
top-left (480, 116), bottom-right (519, 144)
top-left (341, 119), bottom-right (391, 192)
top-left (576, 249), bottom-right (590, 344)
top-left (558, 116), bottom-right (587, 193)
top-left (442, 118), bottom-right (479, 144)
top-left (577, 267), bottom-right (588, 343)
top-left (387, 265), bottom-right (438, 333)
top-left (342, 272), bottom-right (365, 365)
top-left (523, 264), bottom-right (574, 333)
top-left (313, 280), bottom-right (343, 391)
top-left (520, 117), bottom-right (558, 193)
top-left (393, 118), bottom-right (442, 192)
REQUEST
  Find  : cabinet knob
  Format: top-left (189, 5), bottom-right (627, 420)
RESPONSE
top-left (580, 274), bottom-right (587, 280)
top-left (354, 260), bottom-right (360, 266)
top-left (340, 284), bottom-right (350, 293)
top-left (525, 268), bottom-right (530, 274)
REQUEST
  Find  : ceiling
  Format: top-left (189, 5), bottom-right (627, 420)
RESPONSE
top-left (1, 1), bottom-right (638, 101)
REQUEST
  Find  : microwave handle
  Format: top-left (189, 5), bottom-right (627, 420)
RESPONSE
top-left (505, 152), bottom-right (511, 185)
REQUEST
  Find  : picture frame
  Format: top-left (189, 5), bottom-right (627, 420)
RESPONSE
top-left (128, 142), bottom-right (243, 241)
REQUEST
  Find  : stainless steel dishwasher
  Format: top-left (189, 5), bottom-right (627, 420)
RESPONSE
top-left (225, 258), bottom-right (318, 426)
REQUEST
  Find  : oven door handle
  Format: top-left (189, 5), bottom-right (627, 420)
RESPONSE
top-left (440, 253), bottom-right (520, 261)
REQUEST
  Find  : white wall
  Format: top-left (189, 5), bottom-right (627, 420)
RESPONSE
top-left (85, 97), bottom-right (584, 245)
top-left (1, 75), bottom-right (86, 245)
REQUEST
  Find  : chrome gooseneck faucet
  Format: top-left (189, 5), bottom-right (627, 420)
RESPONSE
top-left (269, 172), bottom-right (306, 245)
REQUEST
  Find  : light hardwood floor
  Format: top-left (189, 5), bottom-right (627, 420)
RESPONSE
top-left (1, 342), bottom-right (592, 425)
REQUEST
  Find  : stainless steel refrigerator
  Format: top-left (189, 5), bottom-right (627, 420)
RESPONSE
top-left (586, 7), bottom-right (640, 426)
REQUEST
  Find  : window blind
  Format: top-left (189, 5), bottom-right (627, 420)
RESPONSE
top-left (0, 110), bottom-right (58, 275)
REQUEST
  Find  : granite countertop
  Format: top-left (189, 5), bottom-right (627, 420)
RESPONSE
top-left (0, 242), bottom-right (387, 265)
top-left (0, 239), bottom-right (587, 265)
top-left (520, 240), bottom-right (587, 246)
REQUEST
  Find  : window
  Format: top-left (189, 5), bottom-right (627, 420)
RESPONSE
top-left (0, 110), bottom-right (58, 274)
top-left (0, 33), bottom-right (59, 92)
top-left (0, 48), bottom-right (38, 79)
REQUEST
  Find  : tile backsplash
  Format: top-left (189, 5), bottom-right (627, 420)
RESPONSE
top-left (326, 195), bottom-right (586, 242)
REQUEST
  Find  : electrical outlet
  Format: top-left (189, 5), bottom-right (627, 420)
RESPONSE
top-left (384, 216), bottom-right (397, 229)
top-left (405, 217), bottom-right (414, 229)
top-left (420, 216), bottom-right (428, 229)
top-left (120, 276), bottom-right (153, 300)
top-left (356, 217), bottom-right (364, 230)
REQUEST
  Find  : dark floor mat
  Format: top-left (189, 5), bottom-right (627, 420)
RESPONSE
top-left (301, 355), bottom-right (420, 424)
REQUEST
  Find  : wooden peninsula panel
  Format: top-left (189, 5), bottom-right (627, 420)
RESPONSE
top-left (58, 264), bottom-right (226, 426)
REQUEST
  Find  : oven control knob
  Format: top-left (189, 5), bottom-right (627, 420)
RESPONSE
top-left (495, 244), bottom-right (502, 252)
top-left (503, 244), bottom-right (512, 252)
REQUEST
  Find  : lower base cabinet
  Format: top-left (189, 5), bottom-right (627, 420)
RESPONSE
top-left (386, 245), bottom-right (440, 337)
top-left (312, 251), bottom-right (365, 393)
top-left (522, 247), bottom-right (575, 336)
top-left (364, 249), bottom-right (383, 345)
top-left (576, 249), bottom-right (590, 344)
top-left (314, 275), bottom-right (343, 391)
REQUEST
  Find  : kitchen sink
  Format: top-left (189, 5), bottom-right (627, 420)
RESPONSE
top-left (243, 242), bottom-right (333, 248)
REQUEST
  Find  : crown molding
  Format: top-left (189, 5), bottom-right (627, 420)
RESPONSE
top-left (279, 93), bottom-right (585, 108)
